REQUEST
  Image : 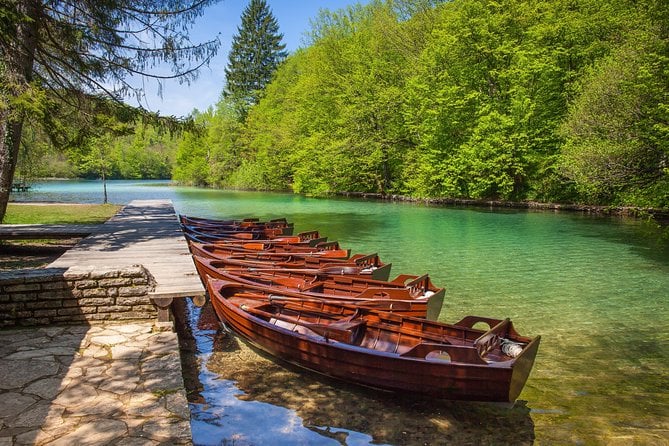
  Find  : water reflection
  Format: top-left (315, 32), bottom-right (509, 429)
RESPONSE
top-left (175, 300), bottom-right (535, 446)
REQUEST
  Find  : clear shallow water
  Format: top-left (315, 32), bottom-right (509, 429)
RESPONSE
top-left (14, 180), bottom-right (669, 444)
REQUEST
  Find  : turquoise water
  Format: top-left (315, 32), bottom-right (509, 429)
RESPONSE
top-left (13, 180), bottom-right (669, 444)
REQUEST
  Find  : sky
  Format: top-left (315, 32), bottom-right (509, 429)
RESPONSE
top-left (132, 0), bottom-right (368, 118)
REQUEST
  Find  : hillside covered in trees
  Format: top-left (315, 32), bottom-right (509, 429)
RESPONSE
top-left (171, 0), bottom-right (668, 208)
top-left (20, 0), bottom-right (667, 209)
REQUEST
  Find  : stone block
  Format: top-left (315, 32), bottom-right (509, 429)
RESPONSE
top-left (4, 283), bottom-right (40, 293)
top-left (23, 273), bottom-right (62, 284)
top-left (76, 280), bottom-right (99, 290)
top-left (119, 266), bottom-right (146, 278)
top-left (89, 270), bottom-right (120, 279)
top-left (79, 306), bottom-right (99, 314)
top-left (40, 281), bottom-right (70, 291)
top-left (25, 301), bottom-right (61, 310)
top-left (98, 278), bottom-right (133, 287)
top-left (0, 293), bottom-right (9, 302)
top-left (81, 288), bottom-right (108, 298)
top-left (0, 273), bottom-right (26, 285)
top-left (79, 297), bottom-right (115, 306)
top-left (116, 311), bottom-right (155, 320)
top-left (15, 310), bottom-right (33, 318)
top-left (0, 302), bottom-right (22, 312)
top-left (61, 299), bottom-right (80, 308)
top-left (107, 288), bottom-right (119, 297)
top-left (132, 277), bottom-right (149, 285)
top-left (9, 293), bottom-right (37, 302)
top-left (117, 296), bottom-right (148, 306)
top-left (96, 305), bottom-right (132, 313)
top-left (63, 270), bottom-right (90, 280)
top-left (41, 290), bottom-right (74, 300)
top-left (118, 286), bottom-right (149, 297)
top-left (33, 309), bottom-right (58, 317)
top-left (57, 308), bottom-right (83, 316)
top-left (132, 305), bottom-right (157, 313)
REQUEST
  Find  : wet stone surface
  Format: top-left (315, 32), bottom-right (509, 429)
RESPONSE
top-left (0, 323), bottom-right (192, 445)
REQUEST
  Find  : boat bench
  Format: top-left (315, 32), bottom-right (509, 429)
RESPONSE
top-left (400, 342), bottom-right (487, 364)
top-left (241, 302), bottom-right (365, 344)
top-left (304, 319), bottom-right (366, 343)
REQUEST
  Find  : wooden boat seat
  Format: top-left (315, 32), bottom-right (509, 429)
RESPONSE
top-left (303, 319), bottom-right (366, 344)
top-left (239, 301), bottom-right (364, 343)
top-left (474, 318), bottom-right (511, 358)
top-left (400, 342), bottom-right (487, 364)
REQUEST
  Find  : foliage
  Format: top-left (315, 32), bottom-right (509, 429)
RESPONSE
top-left (0, 0), bottom-right (221, 221)
top-left (223, 0), bottom-right (287, 118)
top-left (560, 24), bottom-right (669, 205)
top-left (169, 0), bottom-right (668, 209)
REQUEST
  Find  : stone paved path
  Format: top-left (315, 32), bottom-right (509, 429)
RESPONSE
top-left (0, 323), bottom-right (192, 445)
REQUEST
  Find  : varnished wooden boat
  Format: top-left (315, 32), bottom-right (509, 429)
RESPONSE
top-left (184, 228), bottom-right (327, 246)
top-left (188, 241), bottom-right (351, 260)
top-left (180, 214), bottom-right (288, 228)
top-left (201, 275), bottom-right (429, 315)
top-left (182, 226), bottom-right (283, 243)
top-left (206, 278), bottom-right (541, 402)
top-left (190, 251), bottom-right (392, 281)
top-left (193, 255), bottom-right (445, 320)
top-left (180, 215), bottom-right (294, 235)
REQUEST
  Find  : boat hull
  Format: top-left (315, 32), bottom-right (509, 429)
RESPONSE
top-left (207, 279), bottom-right (539, 403)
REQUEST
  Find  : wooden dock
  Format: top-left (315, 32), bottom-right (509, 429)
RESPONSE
top-left (49, 199), bottom-right (205, 319)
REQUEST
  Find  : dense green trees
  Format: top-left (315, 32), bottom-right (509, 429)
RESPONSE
top-left (560, 1), bottom-right (669, 206)
top-left (18, 0), bottom-right (666, 209)
top-left (178, 0), bottom-right (662, 208)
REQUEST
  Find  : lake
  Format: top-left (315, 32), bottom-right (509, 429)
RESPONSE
top-left (12, 179), bottom-right (669, 445)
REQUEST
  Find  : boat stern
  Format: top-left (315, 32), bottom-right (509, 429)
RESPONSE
top-left (508, 335), bottom-right (541, 402)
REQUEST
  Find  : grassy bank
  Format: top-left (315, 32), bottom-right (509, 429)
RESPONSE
top-left (3, 203), bottom-right (121, 224)
top-left (1, 203), bottom-right (121, 270)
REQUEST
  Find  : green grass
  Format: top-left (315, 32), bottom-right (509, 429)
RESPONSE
top-left (4, 203), bottom-right (121, 224)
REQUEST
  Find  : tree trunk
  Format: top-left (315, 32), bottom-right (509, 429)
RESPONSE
top-left (0, 0), bottom-right (40, 222)
top-left (102, 170), bottom-right (108, 204)
top-left (0, 114), bottom-right (26, 221)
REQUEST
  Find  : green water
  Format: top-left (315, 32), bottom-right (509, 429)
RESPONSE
top-left (16, 181), bottom-right (669, 444)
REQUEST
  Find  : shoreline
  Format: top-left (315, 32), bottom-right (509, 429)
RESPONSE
top-left (10, 181), bottom-right (669, 223)
top-left (334, 192), bottom-right (669, 222)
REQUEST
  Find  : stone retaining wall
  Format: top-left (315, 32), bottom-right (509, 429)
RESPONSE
top-left (0, 265), bottom-right (157, 328)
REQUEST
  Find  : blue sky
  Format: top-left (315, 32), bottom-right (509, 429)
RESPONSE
top-left (136, 0), bottom-right (368, 117)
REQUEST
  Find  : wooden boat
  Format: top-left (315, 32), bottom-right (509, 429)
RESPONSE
top-left (201, 276), bottom-right (429, 316)
top-left (188, 241), bottom-right (351, 260)
top-left (180, 215), bottom-right (294, 235)
top-left (180, 214), bottom-right (289, 228)
top-left (190, 251), bottom-right (392, 281)
top-left (184, 228), bottom-right (328, 246)
top-left (182, 224), bottom-right (288, 240)
top-left (193, 255), bottom-right (445, 320)
top-left (206, 278), bottom-right (541, 402)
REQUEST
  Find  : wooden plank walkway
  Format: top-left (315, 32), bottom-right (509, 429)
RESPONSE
top-left (50, 200), bottom-right (205, 305)
top-left (0, 223), bottom-right (99, 239)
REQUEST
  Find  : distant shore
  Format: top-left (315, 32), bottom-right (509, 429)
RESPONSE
top-left (335, 192), bottom-right (669, 223)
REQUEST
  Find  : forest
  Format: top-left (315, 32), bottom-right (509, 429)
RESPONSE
top-left (21, 0), bottom-right (669, 207)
